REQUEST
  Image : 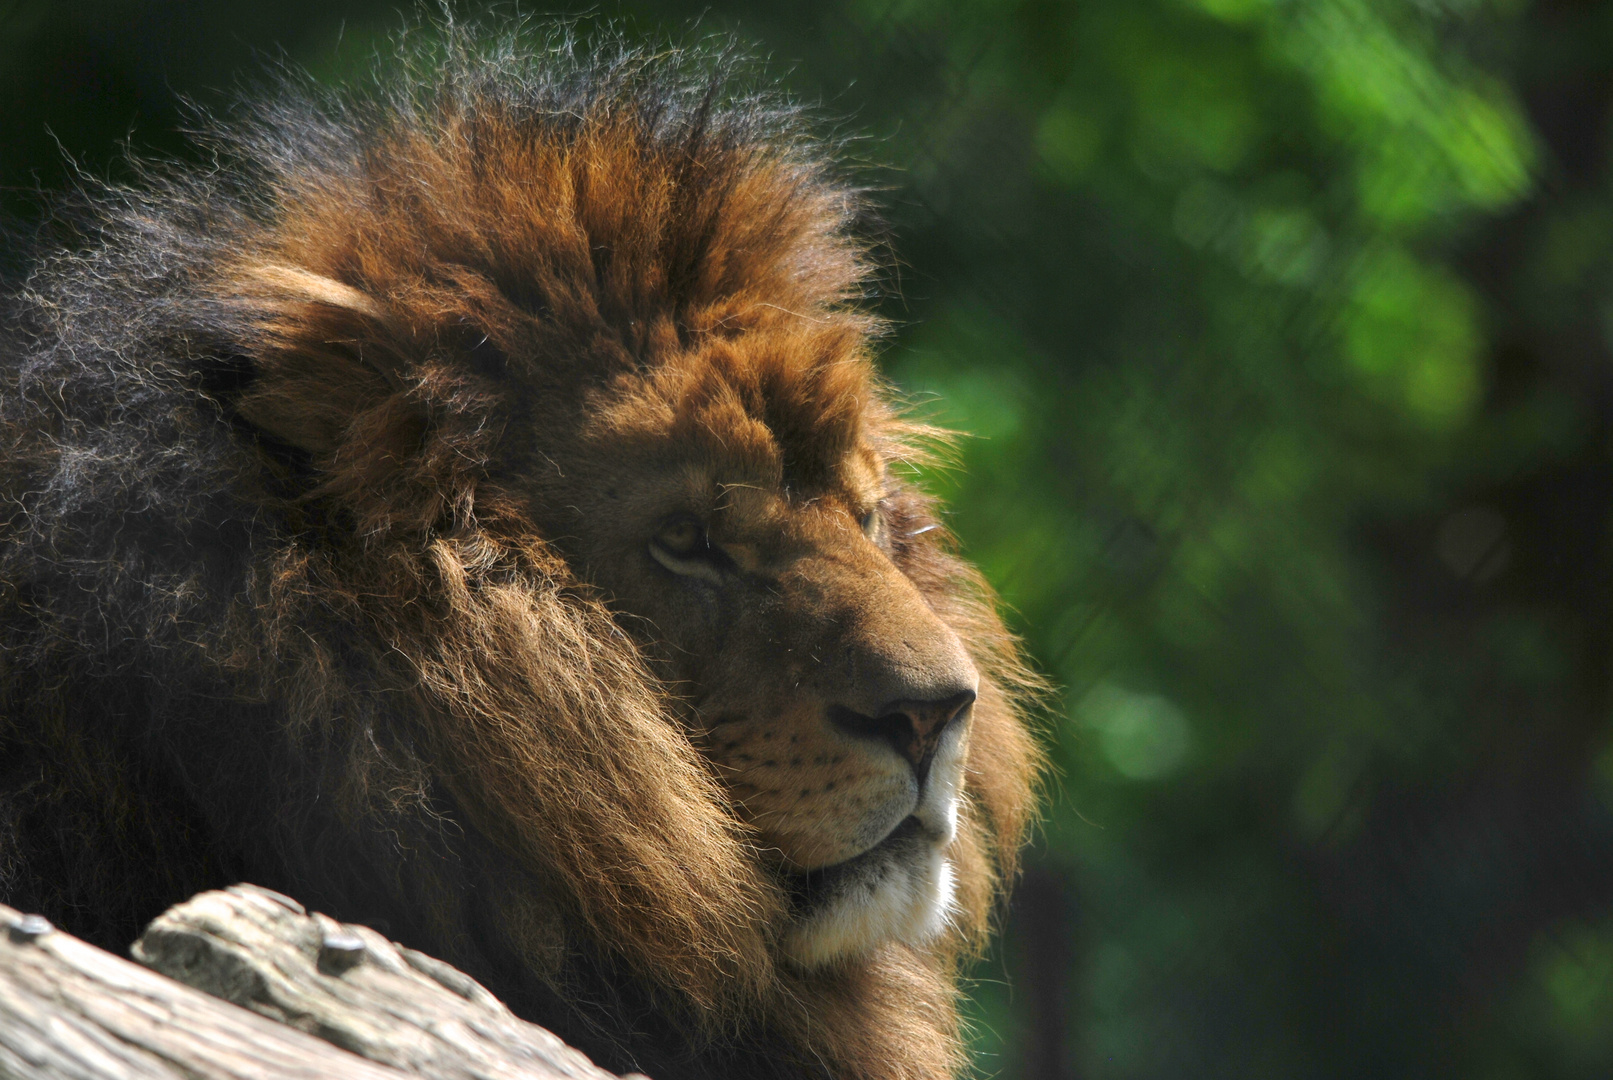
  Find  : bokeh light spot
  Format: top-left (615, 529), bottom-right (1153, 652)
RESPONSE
top-left (1078, 683), bottom-right (1193, 780)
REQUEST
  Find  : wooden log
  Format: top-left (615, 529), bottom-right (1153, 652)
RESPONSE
top-left (0, 900), bottom-right (415, 1080)
top-left (0, 886), bottom-right (631, 1080)
top-left (131, 885), bottom-right (622, 1080)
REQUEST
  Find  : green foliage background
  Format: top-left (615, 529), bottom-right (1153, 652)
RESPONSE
top-left (7, 1), bottom-right (1613, 1076)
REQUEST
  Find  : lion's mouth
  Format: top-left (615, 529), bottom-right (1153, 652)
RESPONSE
top-left (778, 811), bottom-right (958, 966)
top-left (786, 815), bottom-right (933, 911)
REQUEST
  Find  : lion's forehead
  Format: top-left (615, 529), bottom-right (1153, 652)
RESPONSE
top-left (583, 330), bottom-right (883, 483)
top-left (585, 397), bottom-right (888, 533)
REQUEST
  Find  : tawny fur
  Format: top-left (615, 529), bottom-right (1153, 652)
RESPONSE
top-left (0, 22), bottom-right (1043, 1080)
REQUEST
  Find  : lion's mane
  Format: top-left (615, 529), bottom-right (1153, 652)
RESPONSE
top-left (0, 23), bottom-right (1042, 1080)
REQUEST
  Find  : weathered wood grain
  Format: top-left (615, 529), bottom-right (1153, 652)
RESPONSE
top-left (130, 885), bottom-right (622, 1080)
top-left (0, 899), bottom-right (415, 1080)
top-left (0, 887), bottom-right (633, 1080)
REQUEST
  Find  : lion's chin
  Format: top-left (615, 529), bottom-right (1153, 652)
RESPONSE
top-left (781, 817), bottom-right (957, 968)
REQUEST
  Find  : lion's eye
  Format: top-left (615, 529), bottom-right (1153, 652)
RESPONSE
top-left (859, 509), bottom-right (881, 542)
top-left (655, 517), bottom-right (706, 557)
top-left (649, 516), bottom-right (729, 585)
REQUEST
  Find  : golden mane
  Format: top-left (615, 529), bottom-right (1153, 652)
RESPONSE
top-left (0, 22), bottom-right (1043, 1079)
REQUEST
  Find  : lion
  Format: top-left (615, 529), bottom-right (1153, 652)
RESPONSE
top-left (0, 23), bottom-right (1043, 1080)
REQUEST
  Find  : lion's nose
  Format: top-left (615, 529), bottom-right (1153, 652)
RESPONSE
top-left (829, 688), bottom-right (976, 783)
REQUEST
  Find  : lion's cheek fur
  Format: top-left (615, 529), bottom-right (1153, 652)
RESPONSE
top-left (393, 542), bottom-right (786, 1015)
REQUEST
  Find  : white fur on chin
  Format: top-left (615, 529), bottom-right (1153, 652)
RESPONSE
top-left (783, 844), bottom-right (958, 968)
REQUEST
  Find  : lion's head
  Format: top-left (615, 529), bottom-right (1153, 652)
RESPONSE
top-left (552, 328), bottom-right (986, 968)
top-left (0, 24), bottom-right (1042, 1080)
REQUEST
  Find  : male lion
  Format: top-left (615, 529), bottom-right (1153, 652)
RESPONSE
top-left (0, 24), bottom-right (1042, 1080)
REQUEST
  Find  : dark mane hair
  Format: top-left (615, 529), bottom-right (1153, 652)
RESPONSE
top-left (0, 19), bottom-right (1042, 1079)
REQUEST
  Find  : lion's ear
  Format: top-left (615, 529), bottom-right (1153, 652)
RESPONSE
top-left (229, 263), bottom-right (419, 456)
